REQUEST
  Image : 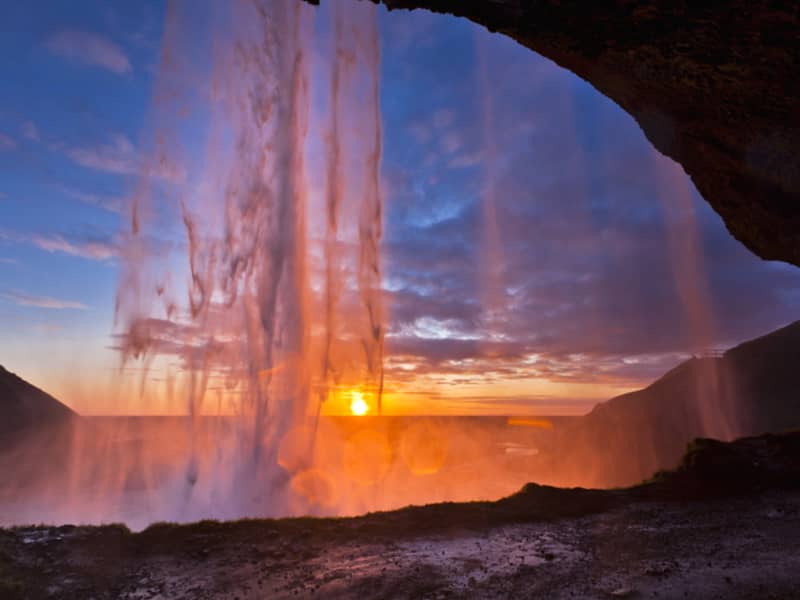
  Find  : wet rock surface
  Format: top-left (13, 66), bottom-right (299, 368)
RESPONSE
top-left (1, 432), bottom-right (799, 599)
top-left (317, 0), bottom-right (800, 266)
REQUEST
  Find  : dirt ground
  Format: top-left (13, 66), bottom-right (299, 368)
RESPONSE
top-left (2, 433), bottom-right (800, 599)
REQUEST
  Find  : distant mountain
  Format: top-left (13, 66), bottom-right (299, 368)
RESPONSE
top-left (0, 365), bottom-right (77, 440)
top-left (545, 320), bottom-right (800, 488)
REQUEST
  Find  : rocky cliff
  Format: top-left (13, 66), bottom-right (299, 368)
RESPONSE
top-left (548, 320), bottom-right (800, 487)
top-left (0, 365), bottom-right (77, 440)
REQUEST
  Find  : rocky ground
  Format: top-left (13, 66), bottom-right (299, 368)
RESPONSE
top-left (1, 433), bottom-right (799, 599)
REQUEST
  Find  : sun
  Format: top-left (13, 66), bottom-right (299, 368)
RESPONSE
top-left (349, 390), bottom-right (369, 416)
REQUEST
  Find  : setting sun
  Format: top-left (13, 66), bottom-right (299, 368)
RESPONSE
top-left (349, 391), bottom-right (369, 416)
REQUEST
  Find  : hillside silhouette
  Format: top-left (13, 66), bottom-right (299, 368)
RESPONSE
top-left (0, 365), bottom-right (77, 442)
top-left (546, 320), bottom-right (800, 487)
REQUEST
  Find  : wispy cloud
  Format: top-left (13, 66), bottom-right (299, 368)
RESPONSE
top-left (0, 134), bottom-right (16, 150)
top-left (65, 134), bottom-right (185, 182)
top-left (66, 134), bottom-right (136, 175)
top-left (33, 323), bottom-right (66, 334)
top-left (0, 258), bottom-right (18, 265)
top-left (22, 121), bottom-right (40, 142)
top-left (448, 152), bottom-right (484, 169)
top-left (31, 233), bottom-right (116, 260)
top-left (59, 186), bottom-right (126, 214)
top-left (46, 30), bottom-right (132, 74)
top-left (1, 290), bottom-right (88, 310)
top-left (0, 227), bottom-right (160, 263)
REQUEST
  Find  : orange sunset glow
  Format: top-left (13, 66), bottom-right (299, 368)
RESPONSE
top-left (349, 390), bottom-right (370, 416)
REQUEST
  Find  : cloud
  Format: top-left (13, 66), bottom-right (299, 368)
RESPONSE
top-left (0, 227), bottom-right (175, 264)
top-left (30, 233), bottom-right (116, 260)
top-left (33, 323), bottom-right (66, 334)
top-left (60, 186), bottom-right (126, 214)
top-left (441, 131), bottom-right (462, 154)
top-left (373, 12), bottom-right (800, 400)
top-left (0, 134), bottom-right (16, 150)
top-left (448, 152), bottom-right (483, 169)
top-left (1, 290), bottom-right (88, 310)
top-left (0, 257), bottom-right (17, 265)
top-left (110, 315), bottom-right (235, 371)
top-left (22, 121), bottom-right (40, 142)
top-left (46, 30), bottom-right (132, 74)
top-left (433, 109), bottom-right (455, 129)
top-left (66, 134), bottom-right (136, 175)
top-left (98, 11), bottom-right (800, 414)
top-left (65, 134), bottom-right (186, 181)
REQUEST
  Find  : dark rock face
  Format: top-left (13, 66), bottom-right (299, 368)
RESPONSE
top-left (654, 432), bottom-right (800, 496)
top-left (358, 0), bottom-right (800, 266)
top-left (0, 365), bottom-right (77, 440)
top-left (548, 320), bottom-right (800, 488)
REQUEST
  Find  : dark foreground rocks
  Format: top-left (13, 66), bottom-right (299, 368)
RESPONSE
top-left (1, 431), bottom-right (799, 599)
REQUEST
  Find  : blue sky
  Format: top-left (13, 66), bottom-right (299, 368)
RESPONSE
top-left (1, 1), bottom-right (798, 414)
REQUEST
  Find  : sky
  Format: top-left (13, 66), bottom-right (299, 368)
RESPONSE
top-left (1, 1), bottom-right (798, 416)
